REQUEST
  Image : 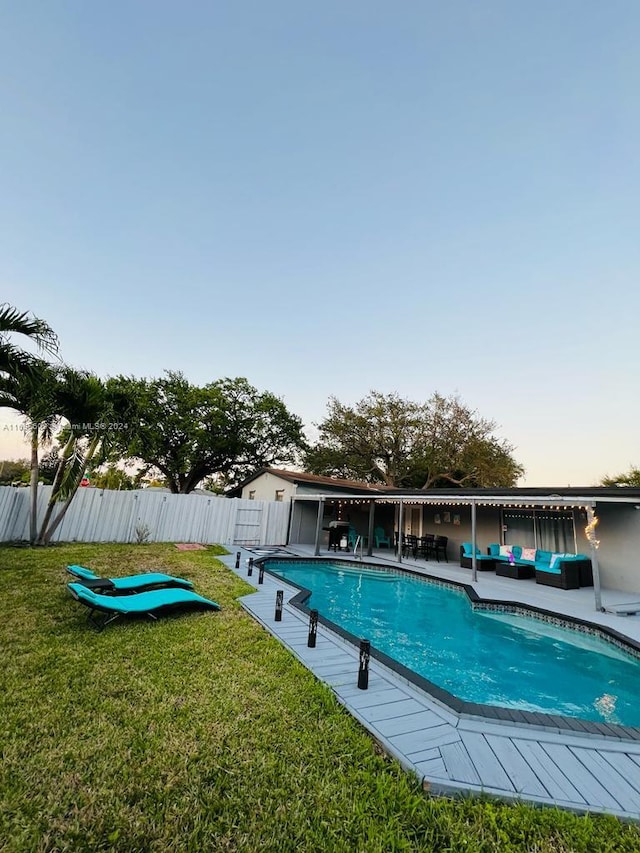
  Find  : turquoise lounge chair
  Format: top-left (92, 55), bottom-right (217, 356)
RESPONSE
top-left (67, 582), bottom-right (221, 631)
top-left (66, 564), bottom-right (194, 594)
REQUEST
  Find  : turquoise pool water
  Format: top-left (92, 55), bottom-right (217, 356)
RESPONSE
top-left (266, 559), bottom-right (640, 726)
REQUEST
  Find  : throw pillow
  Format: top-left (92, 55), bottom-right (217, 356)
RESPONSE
top-left (549, 553), bottom-right (566, 569)
top-left (521, 548), bottom-right (537, 562)
top-left (499, 545), bottom-right (512, 557)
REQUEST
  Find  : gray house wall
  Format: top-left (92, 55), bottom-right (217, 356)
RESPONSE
top-left (289, 500), bottom-right (323, 546)
top-left (591, 502), bottom-right (640, 593)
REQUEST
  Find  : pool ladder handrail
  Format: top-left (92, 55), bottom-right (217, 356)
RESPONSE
top-left (354, 535), bottom-right (363, 560)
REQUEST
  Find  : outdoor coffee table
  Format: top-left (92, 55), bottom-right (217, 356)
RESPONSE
top-left (495, 562), bottom-right (535, 580)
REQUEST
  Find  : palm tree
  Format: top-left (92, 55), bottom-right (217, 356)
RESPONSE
top-left (37, 368), bottom-right (110, 545)
top-left (0, 362), bottom-right (59, 543)
top-left (0, 303), bottom-right (59, 379)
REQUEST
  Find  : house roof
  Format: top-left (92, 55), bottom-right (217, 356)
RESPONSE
top-left (226, 467), bottom-right (383, 497)
top-left (227, 469), bottom-right (640, 504)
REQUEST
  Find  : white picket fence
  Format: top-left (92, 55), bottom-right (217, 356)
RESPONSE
top-left (0, 486), bottom-right (290, 546)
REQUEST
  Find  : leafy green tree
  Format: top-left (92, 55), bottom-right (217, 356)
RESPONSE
top-left (305, 391), bottom-right (523, 488)
top-left (107, 372), bottom-right (306, 493)
top-left (90, 464), bottom-right (136, 491)
top-left (601, 467), bottom-right (640, 487)
top-left (33, 450), bottom-right (59, 486)
top-left (0, 459), bottom-right (29, 485)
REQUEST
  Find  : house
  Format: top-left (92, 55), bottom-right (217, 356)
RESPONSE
top-left (231, 471), bottom-right (640, 594)
top-left (227, 468), bottom-right (383, 544)
top-left (227, 467), bottom-right (382, 503)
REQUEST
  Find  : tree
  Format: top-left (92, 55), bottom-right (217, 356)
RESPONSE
top-left (0, 360), bottom-right (60, 542)
top-left (601, 467), bottom-right (640, 487)
top-left (0, 459), bottom-right (29, 485)
top-left (305, 391), bottom-right (523, 488)
top-left (0, 303), bottom-right (58, 380)
top-left (36, 368), bottom-right (112, 545)
top-left (107, 372), bottom-right (306, 493)
top-left (90, 464), bottom-right (136, 491)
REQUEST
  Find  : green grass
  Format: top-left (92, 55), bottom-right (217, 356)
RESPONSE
top-left (1, 544), bottom-right (640, 852)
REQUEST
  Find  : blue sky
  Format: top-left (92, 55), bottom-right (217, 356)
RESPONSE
top-left (2, 1), bottom-right (639, 485)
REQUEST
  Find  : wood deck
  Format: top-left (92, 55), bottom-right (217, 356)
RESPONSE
top-left (222, 549), bottom-right (640, 820)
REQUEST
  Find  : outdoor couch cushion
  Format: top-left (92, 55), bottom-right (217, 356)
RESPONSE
top-left (460, 543), bottom-right (494, 563)
top-left (461, 543), bottom-right (493, 559)
top-left (488, 544), bottom-right (522, 562)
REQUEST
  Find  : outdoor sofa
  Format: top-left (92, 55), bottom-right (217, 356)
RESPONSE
top-left (487, 544), bottom-right (593, 590)
top-left (459, 543), bottom-right (496, 571)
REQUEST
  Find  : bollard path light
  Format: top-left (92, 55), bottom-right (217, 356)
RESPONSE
top-left (275, 590), bottom-right (284, 621)
top-left (258, 564), bottom-right (265, 584)
top-left (357, 639), bottom-right (371, 690)
top-left (247, 557), bottom-right (254, 576)
top-left (307, 609), bottom-right (318, 648)
top-left (235, 551), bottom-right (241, 569)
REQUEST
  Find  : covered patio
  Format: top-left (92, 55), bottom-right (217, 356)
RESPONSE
top-left (291, 491), bottom-right (620, 612)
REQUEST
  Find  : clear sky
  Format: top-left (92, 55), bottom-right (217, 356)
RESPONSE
top-left (2, 1), bottom-right (639, 486)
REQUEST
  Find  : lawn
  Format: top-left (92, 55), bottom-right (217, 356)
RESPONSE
top-left (1, 543), bottom-right (640, 853)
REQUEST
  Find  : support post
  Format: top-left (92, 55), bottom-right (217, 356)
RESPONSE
top-left (307, 609), bottom-right (318, 647)
top-left (275, 590), bottom-right (283, 621)
top-left (396, 500), bottom-right (404, 564)
top-left (367, 500), bottom-right (375, 556)
top-left (585, 505), bottom-right (603, 611)
top-left (358, 639), bottom-right (370, 689)
top-left (471, 499), bottom-right (477, 583)
top-left (314, 497), bottom-right (325, 556)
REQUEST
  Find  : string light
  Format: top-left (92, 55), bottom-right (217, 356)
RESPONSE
top-left (585, 507), bottom-right (600, 550)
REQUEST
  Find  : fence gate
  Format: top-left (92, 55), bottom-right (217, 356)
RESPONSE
top-left (233, 504), bottom-right (263, 546)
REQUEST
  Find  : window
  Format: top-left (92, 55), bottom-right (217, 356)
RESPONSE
top-left (275, 490), bottom-right (285, 502)
top-left (248, 490), bottom-right (256, 500)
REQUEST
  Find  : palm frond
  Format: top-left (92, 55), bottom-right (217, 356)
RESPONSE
top-left (56, 442), bottom-right (87, 502)
top-left (0, 304), bottom-right (59, 355)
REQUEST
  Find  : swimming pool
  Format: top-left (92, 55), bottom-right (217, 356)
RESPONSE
top-left (265, 559), bottom-right (640, 727)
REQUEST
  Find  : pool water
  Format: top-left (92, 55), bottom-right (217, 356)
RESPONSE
top-left (266, 559), bottom-right (640, 726)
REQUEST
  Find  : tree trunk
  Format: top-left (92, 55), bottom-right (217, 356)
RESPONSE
top-left (36, 433), bottom-right (75, 545)
top-left (29, 425), bottom-right (39, 545)
top-left (41, 434), bottom-right (100, 545)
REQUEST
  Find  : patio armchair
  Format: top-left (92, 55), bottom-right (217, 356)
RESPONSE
top-left (401, 534), bottom-right (418, 558)
top-left (432, 535), bottom-right (449, 562)
top-left (374, 526), bottom-right (391, 548)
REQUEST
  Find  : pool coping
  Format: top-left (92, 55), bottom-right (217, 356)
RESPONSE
top-left (257, 554), bottom-right (640, 741)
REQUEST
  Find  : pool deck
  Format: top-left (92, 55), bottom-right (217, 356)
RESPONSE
top-left (220, 546), bottom-right (640, 820)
